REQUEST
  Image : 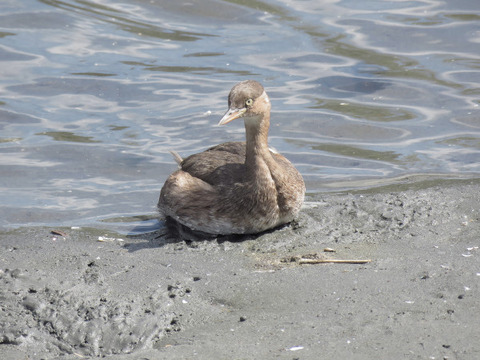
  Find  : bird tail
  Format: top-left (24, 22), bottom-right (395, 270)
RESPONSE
top-left (169, 150), bottom-right (183, 165)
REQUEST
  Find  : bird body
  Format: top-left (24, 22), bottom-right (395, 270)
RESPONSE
top-left (158, 80), bottom-right (305, 235)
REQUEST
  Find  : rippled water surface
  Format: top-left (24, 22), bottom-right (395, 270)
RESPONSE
top-left (1, 0), bottom-right (479, 231)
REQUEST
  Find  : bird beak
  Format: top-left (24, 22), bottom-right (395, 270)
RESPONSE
top-left (218, 107), bottom-right (246, 125)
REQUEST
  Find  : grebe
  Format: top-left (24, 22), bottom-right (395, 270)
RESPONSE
top-left (158, 80), bottom-right (305, 235)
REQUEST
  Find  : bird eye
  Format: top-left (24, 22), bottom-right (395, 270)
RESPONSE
top-left (245, 98), bottom-right (253, 107)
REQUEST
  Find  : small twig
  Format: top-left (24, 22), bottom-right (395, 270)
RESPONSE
top-left (298, 258), bottom-right (371, 265)
top-left (51, 230), bottom-right (68, 237)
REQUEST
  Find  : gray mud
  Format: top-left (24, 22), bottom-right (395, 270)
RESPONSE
top-left (1, 180), bottom-right (480, 359)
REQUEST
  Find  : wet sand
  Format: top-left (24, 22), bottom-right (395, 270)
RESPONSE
top-left (1, 180), bottom-right (479, 359)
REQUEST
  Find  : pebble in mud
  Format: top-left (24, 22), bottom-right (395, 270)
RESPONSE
top-left (8, 268), bottom-right (25, 279)
top-left (167, 283), bottom-right (191, 298)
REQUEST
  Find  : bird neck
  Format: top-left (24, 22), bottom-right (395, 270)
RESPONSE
top-left (244, 113), bottom-right (274, 175)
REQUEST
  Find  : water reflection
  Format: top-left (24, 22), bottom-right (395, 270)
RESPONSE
top-left (310, 98), bottom-right (416, 122)
top-left (37, 131), bottom-right (101, 143)
top-left (311, 143), bottom-right (401, 163)
top-left (0, 0), bottom-right (479, 231)
top-left (39, 0), bottom-right (214, 41)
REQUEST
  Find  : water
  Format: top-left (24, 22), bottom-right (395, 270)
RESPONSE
top-left (1, 0), bottom-right (479, 232)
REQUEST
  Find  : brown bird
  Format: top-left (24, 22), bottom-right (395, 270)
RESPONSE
top-left (158, 80), bottom-right (305, 235)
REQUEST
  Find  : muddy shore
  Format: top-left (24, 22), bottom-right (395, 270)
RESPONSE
top-left (1, 180), bottom-right (479, 359)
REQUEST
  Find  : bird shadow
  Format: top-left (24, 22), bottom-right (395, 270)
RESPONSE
top-left (122, 216), bottom-right (291, 253)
